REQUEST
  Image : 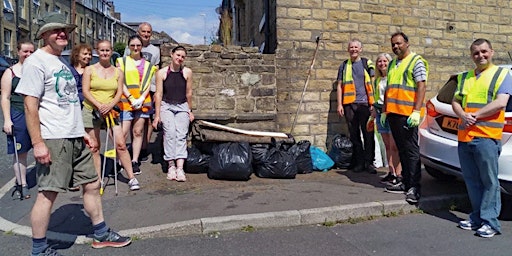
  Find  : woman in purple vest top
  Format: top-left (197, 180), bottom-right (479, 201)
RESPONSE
top-left (153, 46), bottom-right (194, 182)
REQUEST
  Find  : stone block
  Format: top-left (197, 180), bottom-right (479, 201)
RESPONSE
top-left (323, 0), bottom-right (340, 9)
top-left (241, 73), bottom-right (261, 86)
top-left (340, 2), bottom-right (360, 11)
top-left (203, 52), bottom-right (219, 59)
top-left (261, 74), bottom-right (276, 85)
top-left (251, 88), bottom-right (276, 97)
top-left (287, 30), bottom-right (313, 40)
top-left (305, 102), bottom-right (330, 112)
top-left (256, 98), bottom-right (277, 111)
top-left (215, 97), bottom-right (236, 110)
top-left (287, 8), bottom-right (312, 19)
top-left (302, 20), bottom-right (323, 30)
top-left (296, 113), bottom-right (319, 123)
top-left (280, 18), bottom-right (302, 29)
top-left (327, 10), bottom-right (349, 21)
top-left (302, 0), bottom-right (322, 8)
top-left (312, 9), bottom-right (328, 19)
top-left (348, 11), bottom-right (372, 23)
top-left (252, 66), bottom-right (276, 73)
top-left (236, 98), bottom-right (255, 112)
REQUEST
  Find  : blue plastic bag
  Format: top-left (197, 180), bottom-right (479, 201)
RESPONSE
top-left (310, 146), bottom-right (335, 171)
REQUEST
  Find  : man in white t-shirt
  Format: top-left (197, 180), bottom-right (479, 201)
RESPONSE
top-left (15, 12), bottom-right (131, 256)
top-left (124, 22), bottom-right (160, 163)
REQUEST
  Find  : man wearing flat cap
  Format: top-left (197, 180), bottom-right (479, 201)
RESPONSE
top-left (15, 12), bottom-right (131, 256)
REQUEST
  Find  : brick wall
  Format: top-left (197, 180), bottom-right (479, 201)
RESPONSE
top-left (160, 44), bottom-right (278, 131)
top-left (275, 0), bottom-right (512, 149)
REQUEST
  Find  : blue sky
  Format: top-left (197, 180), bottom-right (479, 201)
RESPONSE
top-left (113, 0), bottom-right (221, 44)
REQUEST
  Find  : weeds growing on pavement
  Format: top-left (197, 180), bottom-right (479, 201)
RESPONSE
top-left (241, 225), bottom-right (255, 232)
top-left (208, 231), bottom-right (221, 238)
top-left (322, 220), bottom-right (336, 227)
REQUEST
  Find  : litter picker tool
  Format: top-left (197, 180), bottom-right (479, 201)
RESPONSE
top-left (5, 125), bottom-right (26, 200)
top-left (290, 34), bottom-right (322, 134)
top-left (100, 112), bottom-right (118, 196)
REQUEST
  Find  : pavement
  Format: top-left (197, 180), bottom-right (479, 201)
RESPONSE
top-left (0, 151), bottom-right (470, 245)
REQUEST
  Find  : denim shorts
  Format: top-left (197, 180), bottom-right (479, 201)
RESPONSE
top-left (6, 108), bottom-right (32, 154)
top-left (376, 110), bottom-right (391, 134)
top-left (120, 110), bottom-right (150, 121)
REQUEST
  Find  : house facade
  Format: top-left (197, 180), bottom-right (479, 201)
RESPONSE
top-left (1, 0), bottom-right (135, 57)
top-left (219, 0), bottom-right (512, 148)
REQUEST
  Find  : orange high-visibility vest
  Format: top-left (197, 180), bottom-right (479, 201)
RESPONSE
top-left (117, 56), bottom-right (156, 112)
top-left (384, 53), bottom-right (428, 116)
top-left (455, 65), bottom-right (508, 142)
top-left (341, 59), bottom-right (375, 105)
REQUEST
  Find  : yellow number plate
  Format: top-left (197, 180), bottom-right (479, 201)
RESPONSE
top-left (442, 117), bottom-right (459, 131)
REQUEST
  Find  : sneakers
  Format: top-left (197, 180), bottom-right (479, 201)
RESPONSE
top-left (33, 246), bottom-right (64, 256)
top-left (132, 161), bottom-right (141, 175)
top-left (176, 168), bottom-right (187, 182)
top-left (475, 224), bottom-right (500, 238)
top-left (385, 181), bottom-right (405, 194)
top-left (167, 166), bottom-right (177, 181)
top-left (128, 178), bottom-right (140, 191)
top-left (21, 185), bottom-right (31, 199)
top-left (380, 172), bottom-right (397, 184)
top-left (405, 187), bottom-right (420, 204)
top-left (139, 149), bottom-right (149, 163)
top-left (91, 229), bottom-right (132, 249)
top-left (458, 220), bottom-right (480, 231)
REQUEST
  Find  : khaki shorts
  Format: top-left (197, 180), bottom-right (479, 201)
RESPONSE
top-left (36, 138), bottom-right (98, 192)
top-left (82, 108), bottom-right (104, 129)
top-left (82, 108), bottom-right (120, 129)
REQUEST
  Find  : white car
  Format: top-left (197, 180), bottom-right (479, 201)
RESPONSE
top-left (419, 65), bottom-right (512, 195)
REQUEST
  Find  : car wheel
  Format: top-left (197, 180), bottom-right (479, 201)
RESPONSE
top-left (499, 192), bottom-right (512, 221)
top-left (424, 165), bottom-right (457, 181)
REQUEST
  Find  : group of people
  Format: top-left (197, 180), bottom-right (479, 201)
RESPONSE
top-left (336, 32), bottom-right (425, 204)
top-left (337, 33), bottom-right (510, 238)
top-left (1, 12), bottom-right (195, 255)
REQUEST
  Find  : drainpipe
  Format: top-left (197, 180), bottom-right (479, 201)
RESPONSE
top-left (110, 19), bottom-right (117, 44)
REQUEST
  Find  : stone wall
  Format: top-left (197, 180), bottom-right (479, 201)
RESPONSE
top-left (160, 44), bottom-right (278, 131)
top-left (275, 0), bottom-right (512, 149)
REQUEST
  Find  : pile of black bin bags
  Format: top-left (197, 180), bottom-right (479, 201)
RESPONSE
top-left (185, 139), bottom-right (315, 181)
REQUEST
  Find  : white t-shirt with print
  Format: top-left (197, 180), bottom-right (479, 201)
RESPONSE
top-left (15, 49), bottom-right (85, 139)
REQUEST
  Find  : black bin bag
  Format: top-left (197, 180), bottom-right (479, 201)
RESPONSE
top-left (328, 134), bottom-right (353, 169)
top-left (185, 145), bottom-right (210, 173)
top-left (208, 142), bottom-right (253, 181)
top-left (254, 140), bottom-right (297, 179)
top-left (287, 140), bottom-right (313, 174)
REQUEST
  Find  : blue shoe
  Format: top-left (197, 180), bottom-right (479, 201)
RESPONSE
top-left (458, 220), bottom-right (479, 231)
top-left (32, 246), bottom-right (64, 256)
top-left (475, 224), bottom-right (499, 238)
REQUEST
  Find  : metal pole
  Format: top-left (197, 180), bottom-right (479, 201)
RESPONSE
top-left (290, 34), bottom-right (322, 135)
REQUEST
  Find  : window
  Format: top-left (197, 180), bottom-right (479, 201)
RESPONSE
top-left (4, 29), bottom-right (12, 57)
top-left (54, 5), bottom-right (60, 13)
top-left (83, 0), bottom-right (92, 8)
top-left (44, 3), bottom-right (49, 13)
top-left (32, 0), bottom-right (39, 6)
top-left (19, 0), bottom-right (26, 19)
top-left (3, 0), bottom-right (14, 12)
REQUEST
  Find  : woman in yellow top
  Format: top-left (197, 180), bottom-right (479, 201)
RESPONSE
top-left (117, 35), bottom-right (157, 175)
top-left (82, 40), bottom-right (140, 191)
